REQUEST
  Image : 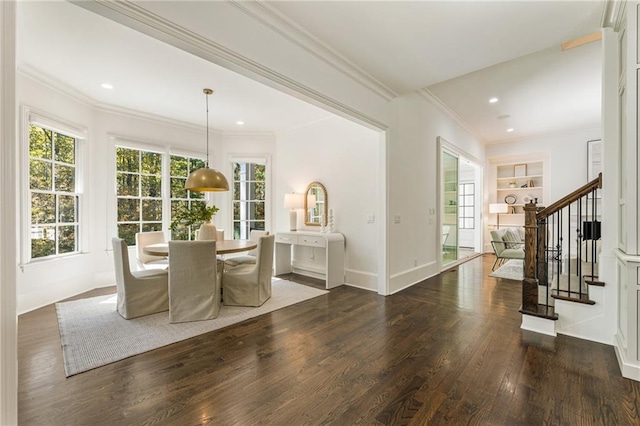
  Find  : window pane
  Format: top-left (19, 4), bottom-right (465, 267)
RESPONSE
top-left (116, 147), bottom-right (139, 172)
top-left (189, 189), bottom-right (204, 200)
top-left (172, 225), bottom-right (189, 241)
top-left (254, 201), bottom-right (265, 221)
top-left (31, 225), bottom-right (56, 258)
top-left (58, 225), bottom-right (76, 254)
top-left (189, 158), bottom-right (205, 172)
top-left (233, 182), bottom-right (241, 200)
top-left (55, 164), bottom-right (75, 192)
top-left (55, 133), bottom-right (75, 164)
top-left (254, 182), bottom-right (265, 201)
top-left (117, 198), bottom-right (140, 222)
top-left (142, 199), bottom-right (162, 222)
top-left (141, 151), bottom-right (162, 175)
top-left (118, 223), bottom-right (139, 246)
top-left (233, 201), bottom-right (240, 219)
top-left (30, 159), bottom-right (52, 190)
top-left (465, 219), bottom-right (474, 229)
top-left (250, 221), bottom-right (265, 231)
top-left (170, 155), bottom-right (188, 177)
top-left (170, 177), bottom-right (187, 199)
top-left (465, 195), bottom-right (474, 206)
top-left (465, 207), bottom-right (474, 217)
top-left (233, 163), bottom-right (240, 181)
top-left (141, 175), bottom-right (161, 197)
top-left (117, 173), bottom-right (139, 196)
top-left (29, 125), bottom-right (52, 159)
top-left (58, 195), bottom-right (76, 223)
top-left (31, 192), bottom-right (55, 224)
top-left (141, 222), bottom-right (162, 232)
top-left (171, 200), bottom-right (188, 217)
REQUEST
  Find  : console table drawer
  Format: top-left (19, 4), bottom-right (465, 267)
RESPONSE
top-left (275, 234), bottom-right (298, 245)
top-left (298, 235), bottom-right (326, 248)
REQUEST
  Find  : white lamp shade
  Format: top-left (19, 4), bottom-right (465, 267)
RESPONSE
top-left (284, 193), bottom-right (304, 209)
top-left (489, 203), bottom-right (509, 214)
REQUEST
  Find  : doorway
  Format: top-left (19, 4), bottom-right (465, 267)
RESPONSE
top-left (439, 141), bottom-right (483, 270)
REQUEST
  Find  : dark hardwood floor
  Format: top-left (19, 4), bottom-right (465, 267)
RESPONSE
top-left (18, 255), bottom-right (640, 425)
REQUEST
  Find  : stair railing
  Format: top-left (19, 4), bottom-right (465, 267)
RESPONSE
top-left (520, 173), bottom-right (602, 319)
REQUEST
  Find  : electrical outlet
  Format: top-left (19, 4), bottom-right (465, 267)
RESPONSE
top-left (367, 214), bottom-right (375, 223)
top-left (394, 215), bottom-right (401, 224)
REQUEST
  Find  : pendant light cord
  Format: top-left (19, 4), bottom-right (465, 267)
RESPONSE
top-left (205, 90), bottom-right (210, 167)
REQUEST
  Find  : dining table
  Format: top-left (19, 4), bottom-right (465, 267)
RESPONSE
top-left (143, 239), bottom-right (257, 257)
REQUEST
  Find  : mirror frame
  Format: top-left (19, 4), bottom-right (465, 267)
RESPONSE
top-left (304, 181), bottom-right (328, 226)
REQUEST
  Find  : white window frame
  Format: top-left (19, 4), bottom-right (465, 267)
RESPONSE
top-left (106, 136), bottom-right (207, 248)
top-left (20, 107), bottom-right (88, 265)
top-left (228, 154), bottom-right (271, 239)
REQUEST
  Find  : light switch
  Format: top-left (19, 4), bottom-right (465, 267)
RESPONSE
top-left (366, 214), bottom-right (375, 223)
top-left (394, 215), bottom-right (401, 224)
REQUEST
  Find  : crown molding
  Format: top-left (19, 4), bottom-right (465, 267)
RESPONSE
top-left (73, 1), bottom-right (389, 132)
top-left (228, 0), bottom-right (398, 101)
top-left (484, 126), bottom-right (601, 146)
top-left (417, 88), bottom-right (486, 144)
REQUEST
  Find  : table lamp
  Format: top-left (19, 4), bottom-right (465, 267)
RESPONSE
top-left (489, 203), bottom-right (509, 229)
top-left (284, 193), bottom-right (304, 231)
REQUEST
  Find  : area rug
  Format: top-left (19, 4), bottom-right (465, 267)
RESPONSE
top-left (56, 278), bottom-right (328, 377)
top-left (489, 259), bottom-right (523, 280)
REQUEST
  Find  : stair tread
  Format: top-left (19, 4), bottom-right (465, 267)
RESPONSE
top-left (551, 289), bottom-right (595, 305)
top-left (519, 304), bottom-right (558, 320)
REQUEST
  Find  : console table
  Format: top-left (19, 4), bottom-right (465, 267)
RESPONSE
top-left (274, 231), bottom-right (345, 289)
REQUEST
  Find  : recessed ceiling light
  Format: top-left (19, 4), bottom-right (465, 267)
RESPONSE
top-left (489, 97), bottom-right (498, 103)
top-left (101, 83), bottom-right (113, 90)
top-left (236, 121), bottom-right (244, 126)
top-left (507, 128), bottom-right (515, 132)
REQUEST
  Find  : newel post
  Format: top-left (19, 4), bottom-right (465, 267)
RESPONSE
top-left (521, 201), bottom-right (539, 313)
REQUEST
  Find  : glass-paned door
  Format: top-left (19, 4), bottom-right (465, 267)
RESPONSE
top-left (442, 151), bottom-right (458, 265)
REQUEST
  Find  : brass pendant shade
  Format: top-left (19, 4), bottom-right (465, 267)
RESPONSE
top-left (185, 88), bottom-right (229, 192)
top-left (185, 166), bottom-right (229, 192)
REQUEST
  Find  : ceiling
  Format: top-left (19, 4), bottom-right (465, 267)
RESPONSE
top-left (17, 1), bottom-right (605, 143)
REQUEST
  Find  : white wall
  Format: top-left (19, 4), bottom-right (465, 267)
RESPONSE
top-left (276, 116), bottom-right (380, 290)
top-left (16, 73), bottom-right (217, 314)
top-left (486, 128), bottom-right (600, 204)
top-left (388, 93), bottom-right (485, 293)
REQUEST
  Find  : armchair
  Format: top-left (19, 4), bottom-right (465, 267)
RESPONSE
top-left (490, 228), bottom-right (525, 271)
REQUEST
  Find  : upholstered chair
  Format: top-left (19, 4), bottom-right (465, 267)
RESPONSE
top-left (168, 240), bottom-right (220, 323)
top-left (112, 238), bottom-right (169, 319)
top-left (224, 230), bottom-right (270, 268)
top-left (490, 228), bottom-right (525, 271)
top-left (135, 231), bottom-right (169, 270)
top-left (223, 235), bottom-right (275, 307)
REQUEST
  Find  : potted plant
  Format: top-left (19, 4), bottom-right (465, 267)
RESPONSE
top-left (508, 181), bottom-right (517, 188)
top-left (169, 203), bottom-right (219, 240)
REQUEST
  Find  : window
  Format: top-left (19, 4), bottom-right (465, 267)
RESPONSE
top-left (169, 154), bottom-right (206, 240)
top-left (29, 124), bottom-right (80, 259)
top-left (115, 146), bottom-right (163, 246)
top-left (458, 183), bottom-right (475, 229)
top-left (232, 162), bottom-right (266, 239)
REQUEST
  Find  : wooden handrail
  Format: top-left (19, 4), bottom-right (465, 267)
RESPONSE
top-left (536, 173), bottom-right (602, 220)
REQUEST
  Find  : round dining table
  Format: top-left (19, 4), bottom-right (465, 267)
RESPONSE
top-left (143, 240), bottom-right (257, 256)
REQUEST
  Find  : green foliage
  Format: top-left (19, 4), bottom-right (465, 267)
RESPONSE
top-left (169, 202), bottom-right (219, 232)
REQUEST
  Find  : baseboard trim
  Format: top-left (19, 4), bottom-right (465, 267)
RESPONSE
top-left (614, 333), bottom-right (640, 381)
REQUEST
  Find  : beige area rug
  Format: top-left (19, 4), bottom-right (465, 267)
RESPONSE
top-left (56, 278), bottom-right (328, 377)
top-left (489, 259), bottom-right (523, 280)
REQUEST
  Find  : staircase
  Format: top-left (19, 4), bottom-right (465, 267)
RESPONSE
top-left (520, 173), bottom-right (603, 335)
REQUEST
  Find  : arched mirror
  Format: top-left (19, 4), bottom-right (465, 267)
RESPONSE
top-left (305, 181), bottom-right (327, 226)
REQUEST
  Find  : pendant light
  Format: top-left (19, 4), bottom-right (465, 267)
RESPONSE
top-left (185, 88), bottom-right (230, 192)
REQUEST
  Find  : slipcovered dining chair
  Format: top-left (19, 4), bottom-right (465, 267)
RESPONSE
top-left (168, 240), bottom-right (220, 323)
top-left (112, 237), bottom-right (169, 320)
top-left (135, 231), bottom-right (169, 270)
top-left (223, 235), bottom-right (275, 307)
top-left (224, 230), bottom-right (270, 268)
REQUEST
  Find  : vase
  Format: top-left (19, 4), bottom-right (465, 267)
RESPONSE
top-left (197, 221), bottom-right (217, 241)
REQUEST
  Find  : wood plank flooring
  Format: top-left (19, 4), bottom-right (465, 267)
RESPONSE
top-left (18, 255), bottom-right (640, 425)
